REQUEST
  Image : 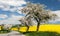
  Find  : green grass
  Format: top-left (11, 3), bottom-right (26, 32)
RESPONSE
top-left (22, 31), bottom-right (60, 36)
top-left (0, 30), bottom-right (11, 34)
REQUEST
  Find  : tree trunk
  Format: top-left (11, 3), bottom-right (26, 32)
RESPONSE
top-left (18, 25), bottom-right (20, 31)
top-left (25, 24), bottom-right (29, 32)
top-left (37, 22), bottom-right (40, 31)
top-left (18, 27), bottom-right (20, 31)
top-left (27, 26), bottom-right (29, 31)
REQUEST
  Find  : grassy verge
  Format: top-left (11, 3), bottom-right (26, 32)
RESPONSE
top-left (22, 31), bottom-right (60, 36)
top-left (0, 30), bottom-right (11, 34)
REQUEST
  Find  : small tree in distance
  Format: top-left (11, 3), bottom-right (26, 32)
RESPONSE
top-left (20, 2), bottom-right (57, 31)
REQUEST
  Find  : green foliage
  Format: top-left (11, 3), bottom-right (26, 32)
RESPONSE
top-left (0, 30), bottom-right (10, 34)
top-left (22, 31), bottom-right (60, 36)
top-left (11, 24), bottom-right (26, 28)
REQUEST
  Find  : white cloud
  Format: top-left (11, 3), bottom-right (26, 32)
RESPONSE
top-left (0, 20), bottom-right (21, 24)
top-left (0, 0), bottom-right (26, 12)
top-left (0, 0), bottom-right (26, 24)
top-left (52, 10), bottom-right (60, 17)
top-left (48, 10), bottom-right (60, 23)
top-left (0, 15), bottom-right (23, 24)
top-left (0, 14), bottom-right (8, 19)
top-left (10, 15), bottom-right (24, 20)
top-left (52, 10), bottom-right (60, 21)
top-left (0, 0), bottom-right (26, 6)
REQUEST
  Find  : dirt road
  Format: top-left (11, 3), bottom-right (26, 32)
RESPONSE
top-left (0, 31), bottom-right (25, 36)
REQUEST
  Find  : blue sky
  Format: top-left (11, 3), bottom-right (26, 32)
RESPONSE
top-left (0, 0), bottom-right (60, 24)
top-left (26, 0), bottom-right (60, 11)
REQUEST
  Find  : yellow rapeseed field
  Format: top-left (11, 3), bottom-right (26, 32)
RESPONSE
top-left (1, 24), bottom-right (60, 33)
top-left (11, 27), bottom-right (18, 31)
top-left (19, 27), bottom-right (27, 32)
top-left (19, 24), bottom-right (60, 33)
top-left (39, 24), bottom-right (60, 33)
top-left (0, 26), bottom-right (2, 30)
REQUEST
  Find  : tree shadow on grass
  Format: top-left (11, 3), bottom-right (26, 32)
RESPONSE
top-left (22, 31), bottom-right (60, 36)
